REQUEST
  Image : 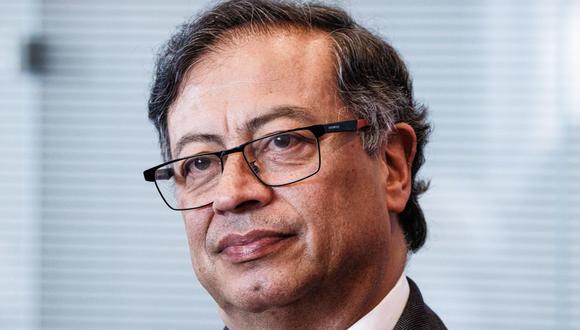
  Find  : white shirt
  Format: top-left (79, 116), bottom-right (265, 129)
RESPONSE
top-left (348, 273), bottom-right (410, 330)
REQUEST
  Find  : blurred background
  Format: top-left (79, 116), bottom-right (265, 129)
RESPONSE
top-left (1, 0), bottom-right (579, 329)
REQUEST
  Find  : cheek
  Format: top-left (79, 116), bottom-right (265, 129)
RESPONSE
top-left (182, 209), bottom-right (213, 258)
top-left (182, 209), bottom-right (221, 289)
top-left (280, 169), bottom-right (363, 246)
top-left (313, 157), bottom-right (379, 211)
top-left (295, 154), bottom-right (385, 239)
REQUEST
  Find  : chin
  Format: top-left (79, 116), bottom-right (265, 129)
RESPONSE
top-left (231, 294), bottom-right (279, 313)
top-left (216, 271), bottom-right (315, 314)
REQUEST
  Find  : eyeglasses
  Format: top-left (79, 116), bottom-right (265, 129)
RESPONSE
top-left (143, 119), bottom-right (369, 210)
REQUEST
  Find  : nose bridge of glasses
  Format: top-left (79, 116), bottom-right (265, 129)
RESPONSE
top-left (216, 144), bottom-right (243, 170)
top-left (218, 143), bottom-right (258, 179)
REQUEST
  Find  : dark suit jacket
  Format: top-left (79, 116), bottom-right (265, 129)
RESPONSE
top-left (223, 277), bottom-right (447, 329)
top-left (394, 277), bottom-right (447, 330)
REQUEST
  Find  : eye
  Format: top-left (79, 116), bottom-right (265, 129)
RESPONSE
top-left (193, 157), bottom-right (211, 170)
top-left (182, 156), bottom-right (215, 176)
top-left (249, 130), bottom-right (316, 161)
top-left (272, 134), bottom-right (294, 148)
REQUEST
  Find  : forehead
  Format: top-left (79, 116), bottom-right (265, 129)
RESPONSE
top-left (167, 28), bottom-right (345, 156)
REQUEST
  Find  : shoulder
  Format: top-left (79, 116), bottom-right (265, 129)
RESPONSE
top-left (394, 277), bottom-right (447, 330)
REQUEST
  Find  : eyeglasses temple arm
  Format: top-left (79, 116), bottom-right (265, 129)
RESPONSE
top-left (143, 167), bottom-right (174, 182)
top-left (323, 119), bottom-right (369, 133)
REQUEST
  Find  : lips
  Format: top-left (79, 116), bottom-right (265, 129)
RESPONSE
top-left (216, 230), bottom-right (294, 263)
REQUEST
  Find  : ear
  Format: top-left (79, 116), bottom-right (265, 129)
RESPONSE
top-left (382, 123), bottom-right (417, 213)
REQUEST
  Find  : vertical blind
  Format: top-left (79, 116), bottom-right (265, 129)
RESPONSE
top-left (39, 1), bottom-right (221, 329)
top-left (0, 1), bottom-right (41, 330)
top-left (354, 1), bottom-right (580, 329)
top-left (1, 0), bottom-right (578, 329)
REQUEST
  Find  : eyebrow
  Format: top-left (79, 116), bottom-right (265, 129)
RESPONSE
top-left (173, 134), bottom-right (224, 159)
top-left (172, 105), bottom-right (316, 159)
top-left (242, 105), bottom-right (315, 133)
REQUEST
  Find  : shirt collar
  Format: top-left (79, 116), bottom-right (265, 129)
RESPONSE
top-left (347, 273), bottom-right (410, 330)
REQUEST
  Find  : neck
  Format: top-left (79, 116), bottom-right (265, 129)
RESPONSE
top-left (221, 219), bottom-right (408, 330)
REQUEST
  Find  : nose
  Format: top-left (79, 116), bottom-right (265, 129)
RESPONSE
top-left (212, 153), bottom-right (273, 215)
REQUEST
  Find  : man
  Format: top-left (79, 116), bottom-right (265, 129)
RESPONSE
top-left (143, 0), bottom-right (446, 329)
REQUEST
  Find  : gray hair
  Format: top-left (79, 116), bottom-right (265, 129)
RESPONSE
top-left (148, 0), bottom-right (431, 252)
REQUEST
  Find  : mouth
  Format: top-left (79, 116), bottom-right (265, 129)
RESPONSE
top-left (216, 229), bottom-right (295, 264)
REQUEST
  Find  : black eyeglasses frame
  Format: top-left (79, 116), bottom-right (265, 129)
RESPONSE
top-left (143, 119), bottom-right (369, 210)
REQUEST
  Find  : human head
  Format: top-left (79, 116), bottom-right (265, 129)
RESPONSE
top-left (148, 0), bottom-right (431, 252)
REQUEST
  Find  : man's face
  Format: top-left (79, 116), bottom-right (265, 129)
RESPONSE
top-left (167, 30), bottom-right (395, 312)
